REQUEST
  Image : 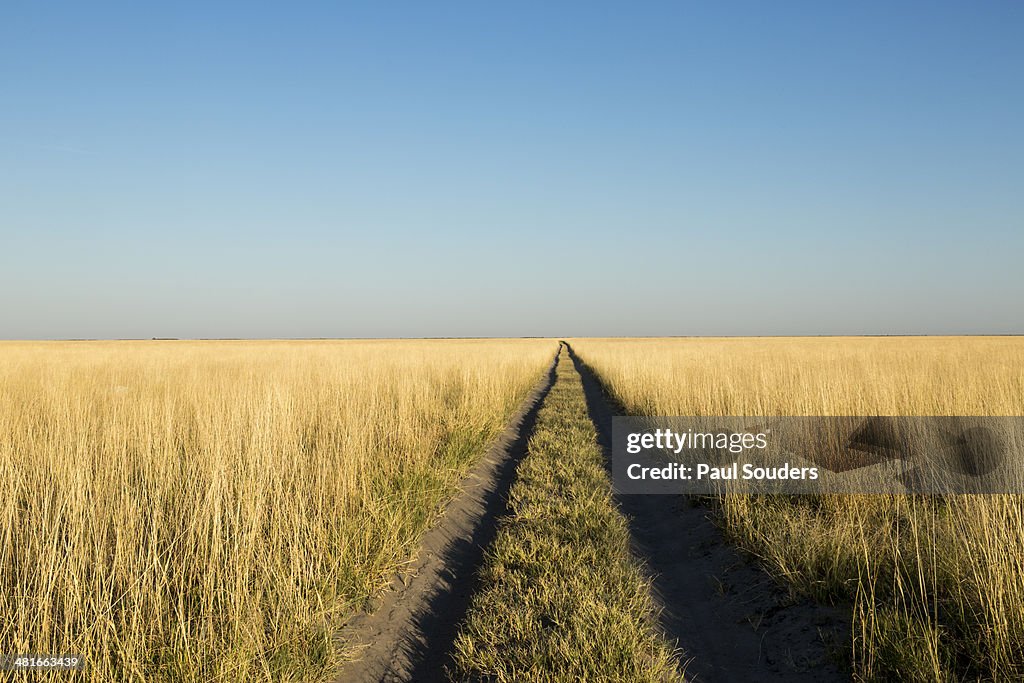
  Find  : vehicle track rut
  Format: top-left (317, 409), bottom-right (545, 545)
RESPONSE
top-left (568, 344), bottom-right (850, 682)
top-left (335, 349), bottom-right (559, 682)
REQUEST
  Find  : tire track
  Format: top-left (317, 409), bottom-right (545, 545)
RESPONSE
top-left (566, 343), bottom-right (850, 683)
top-left (335, 349), bottom-right (560, 682)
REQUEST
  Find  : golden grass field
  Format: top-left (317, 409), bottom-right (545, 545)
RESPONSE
top-left (5, 336), bottom-right (1023, 681)
top-left (572, 337), bottom-right (1024, 681)
top-left (0, 339), bottom-right (555, 681)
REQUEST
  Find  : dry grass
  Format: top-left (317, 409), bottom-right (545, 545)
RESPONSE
top-left (571, 337), bottom-right (1024, 681)
top-left (454, 347), bottom-right (681, 681)
top-left (0, 339), bottom-right (555, 681)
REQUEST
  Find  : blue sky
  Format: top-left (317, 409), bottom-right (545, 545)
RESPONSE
top-left (3, 1), bottom-right (1022, 338)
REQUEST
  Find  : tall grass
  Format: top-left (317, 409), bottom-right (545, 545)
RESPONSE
top-left (0, 339), bottom-right (555, 681)
top-left (571, 337), bottom-right (1024, 681)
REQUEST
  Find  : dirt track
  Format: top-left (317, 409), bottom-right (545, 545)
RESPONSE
top-left (336, 343), bottom-right (851, 682)
top-left (569, 345), bottom-right (849, 682)
top-left (335, 350), bottom-right (559, 682)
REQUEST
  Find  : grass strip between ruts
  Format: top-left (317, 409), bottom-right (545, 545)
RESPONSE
top-left (453, 346), bottom-right (681, 682)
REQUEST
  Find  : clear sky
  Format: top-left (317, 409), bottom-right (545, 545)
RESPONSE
top-left (3, 1), bottom-right (1022, 338)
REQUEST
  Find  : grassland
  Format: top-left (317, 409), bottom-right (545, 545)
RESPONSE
top-left (571, 336), bottom-right (1024, 682)
top-left (454, 345), bottom-right (680, 682)
top-left (0, 339), bottom-right (555, 681)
